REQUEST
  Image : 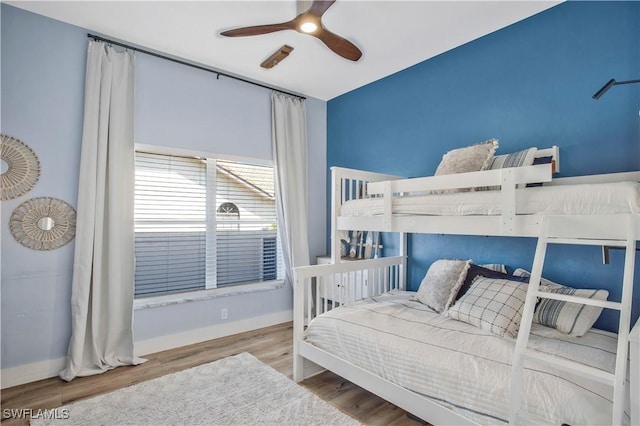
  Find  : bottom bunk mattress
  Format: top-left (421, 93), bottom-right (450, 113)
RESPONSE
top-left (304, 291), bottom-right (629, 425)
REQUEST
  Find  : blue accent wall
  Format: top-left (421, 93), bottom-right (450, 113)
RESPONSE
top-left (327, 1), bottom-right (640, 332)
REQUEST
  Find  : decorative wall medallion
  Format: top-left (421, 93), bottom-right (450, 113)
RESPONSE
top-left (1, 134), bottom-right (41, 200)
top-left (10, 197), bottom-right (77, 250)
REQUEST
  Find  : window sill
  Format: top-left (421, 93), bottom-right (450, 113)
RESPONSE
top-left (134, 280), bottom-right (287, 311)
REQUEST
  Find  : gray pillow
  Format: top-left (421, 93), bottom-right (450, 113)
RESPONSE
top-left (416, 259), bottom-right (471, 313)
top-left (433, 139), bottom-right (498, 194)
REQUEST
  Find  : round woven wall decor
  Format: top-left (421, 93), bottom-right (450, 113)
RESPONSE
top-left (1, 134), bottom-right (41, 200)
top-left (10, 197), bottom-right (77, 251)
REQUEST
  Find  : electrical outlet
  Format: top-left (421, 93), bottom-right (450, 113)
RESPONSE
top-left (221, 308), bottom-right (228, 320)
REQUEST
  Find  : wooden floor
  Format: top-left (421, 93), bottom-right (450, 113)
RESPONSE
top-left (1, 322), bottom-right (423, 425)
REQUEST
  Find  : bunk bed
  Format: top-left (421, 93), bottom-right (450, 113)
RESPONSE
top-left (292, 145), bottom-right (640, 425)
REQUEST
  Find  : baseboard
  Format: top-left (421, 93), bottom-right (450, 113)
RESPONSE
top-left (1, 310), bottom-right (292, 389)
top-left (134, 310), bottom-right (293, 356)
top-left (1, 357), bottom-right (67, 389)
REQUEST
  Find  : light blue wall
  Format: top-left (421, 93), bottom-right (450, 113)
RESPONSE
top-left (135, 53), bottom-right (272, 160)
top-left (327, 1), bottom-right (640, 332)
top-left (1, 4), bottom-right (327, 371)
top-left (133, 52), bottom-right (328, 341)
top-left (1, 4), bottom-right (86, 371)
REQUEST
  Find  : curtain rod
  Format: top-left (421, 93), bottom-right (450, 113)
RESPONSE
top-left (87, 34), bottom-right (306, 100)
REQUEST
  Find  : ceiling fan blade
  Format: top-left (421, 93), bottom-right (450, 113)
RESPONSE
top-left (221, 21), bottom-right (296, 37)
top-left (314, 28), bottom-right (362, 61)
top-left (307, 0), bottom-right (336, 17)
top-left (220, 1), bottom-right (362, 63)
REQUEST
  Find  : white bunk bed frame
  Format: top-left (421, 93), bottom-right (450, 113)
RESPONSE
top-left (293, 158), bottom-right (640, 425)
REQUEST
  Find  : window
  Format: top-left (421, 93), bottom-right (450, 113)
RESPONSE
top-left (217, 202), bottom-right (239, 216)
top-left (134, 151), bottom-right (282, 298)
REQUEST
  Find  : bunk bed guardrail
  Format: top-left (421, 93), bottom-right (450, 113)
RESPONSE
top-left (331, 166), bottom-right (640, 260)
top-left (292, 255), bottom-right (482, 425)
top-left (367, 164), bottom-right (552, 234)
top-left (292, 256), bottom-right (405, 374)
top-left (293, 255), bottom-right (405, 323)
top-left (331, 162), bottom-right (555, 251)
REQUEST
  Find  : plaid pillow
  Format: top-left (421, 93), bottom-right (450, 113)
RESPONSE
top-left (455, 264), bottom-right (528, 301)
top-left (447, 276), bottom-right (528, 338)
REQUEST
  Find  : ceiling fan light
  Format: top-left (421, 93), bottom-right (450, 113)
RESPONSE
top-left (300, 21), bottom-right (318, 33)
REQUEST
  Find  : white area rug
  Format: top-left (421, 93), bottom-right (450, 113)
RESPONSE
top-left (31, 352), bottom-right (360, 425)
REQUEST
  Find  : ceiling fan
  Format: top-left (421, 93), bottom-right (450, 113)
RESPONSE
top-left (220, 0), bottom-right (362, 62)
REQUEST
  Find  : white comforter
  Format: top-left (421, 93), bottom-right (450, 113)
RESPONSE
top-left (341, 181), bottom-right (640, 217)
top-left (304, 291), bottom-right (630, 425)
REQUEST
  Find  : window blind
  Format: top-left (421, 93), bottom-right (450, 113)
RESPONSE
top-left (134, 152), bottom-right (283, 298)
top-left (214, 160), bottom-right (281, 286)
top-left (134, 152), bottom-right (206, 297)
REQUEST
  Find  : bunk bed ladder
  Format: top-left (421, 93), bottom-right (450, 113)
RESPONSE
top-left (509, 215), bottom-right (636, 425)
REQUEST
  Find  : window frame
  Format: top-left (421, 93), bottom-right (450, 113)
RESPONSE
top-left (134, 144), bottom-right (283, 300)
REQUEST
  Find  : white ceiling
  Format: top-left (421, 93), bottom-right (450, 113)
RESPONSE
top-left (7, 1), bottom-right (560, 100)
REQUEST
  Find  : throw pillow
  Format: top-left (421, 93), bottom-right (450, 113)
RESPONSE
top-left (490, 147), bottom-right (537, 170)
top-left (417, 259), bottom-right (471, 313)
top-left (482, 147), bottom-right (537, 190)
top-left (479, 263), bottom-right (508, 274)
top-left (534, 287), bottom-right (609, 336)
top-left (526, 156), bottom-right (553, 187)
top-left (446, 276), bottom-right (528, 339)
top-left (512, 268), bottom-right (608, 336)
top-left (455, 264), bottom-right (529, 301)
top-left (433, 139), bottom-right (498, 193)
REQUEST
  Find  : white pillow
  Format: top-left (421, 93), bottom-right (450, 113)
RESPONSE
top-left (433, 139), bottom-right (498, 193)
top-left (446, 276), bottom-right (528, 338)
top-left (416, 259), bottom-right (471, 313)
top-left (512, 268), bottom-right (608, 337)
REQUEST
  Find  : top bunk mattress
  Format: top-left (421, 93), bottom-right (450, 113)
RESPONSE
top-left (340, 181), bottom-right (640, 217)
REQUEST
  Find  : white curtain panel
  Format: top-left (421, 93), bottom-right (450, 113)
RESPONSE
top-left (271, 92), bottom-right (310, 283)
top-left (60, 42), bottom-right (144, 381)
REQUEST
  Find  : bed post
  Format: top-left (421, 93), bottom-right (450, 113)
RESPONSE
top-left (399, 232), bottom-right (407, 290)
top-left (630, 319), bottom-right (640, 425)
top-left (292, 271), bottom-right (305, 382)
top-left (330, 167), bottom-right (341, 263)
